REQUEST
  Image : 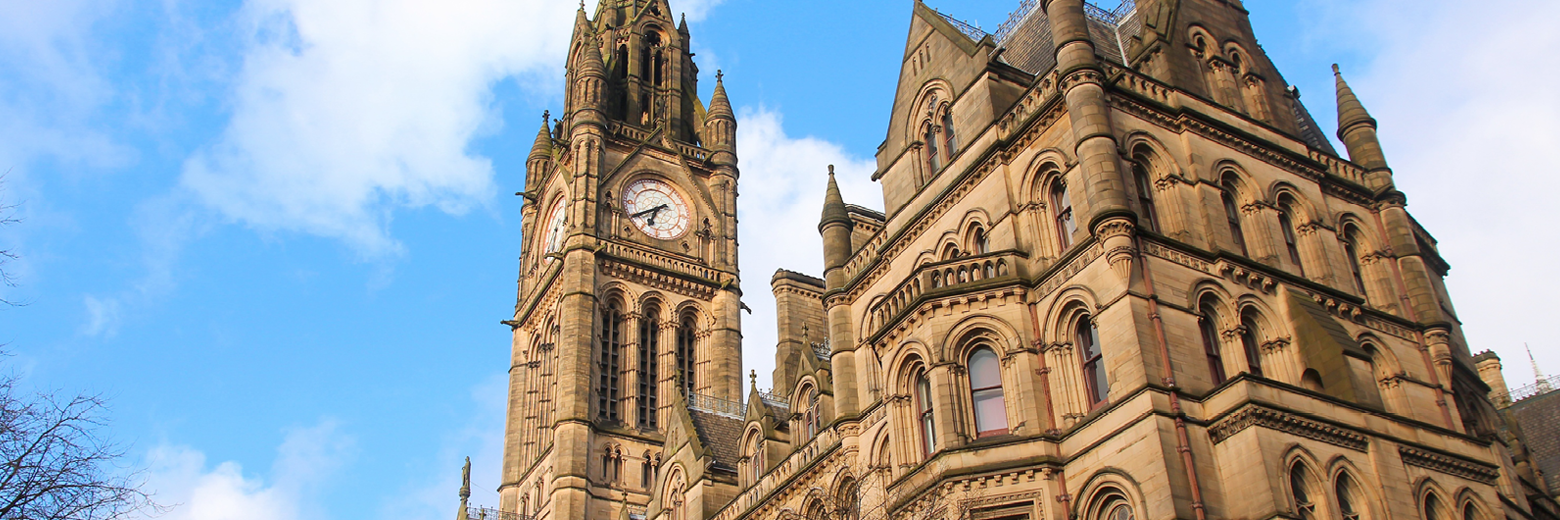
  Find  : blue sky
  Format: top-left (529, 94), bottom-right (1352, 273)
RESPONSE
top-left (0, 0), bottom-right (1556, 519)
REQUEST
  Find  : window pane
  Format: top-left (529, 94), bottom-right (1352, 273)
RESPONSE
top-left (970, 348), bottom-right (1002, 389)
top-left (973, 388), bottom-right (1007, 433)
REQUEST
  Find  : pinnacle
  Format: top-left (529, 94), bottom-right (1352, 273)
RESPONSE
top-left (1333, 63), bottom-right (1376, 137)
top-left (820, 164), bottom-right (849, 228)
top-left (529, 112), bottom-right (553, 159)
top-left (707, 70), bottom-right (734, 120)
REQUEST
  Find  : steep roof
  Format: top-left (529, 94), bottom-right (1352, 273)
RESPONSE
top-left (687, 409), bottom-right (744, 470)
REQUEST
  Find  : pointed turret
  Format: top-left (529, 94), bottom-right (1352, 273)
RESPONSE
top-left (819, 166), bottom-right (853, 279)
top-left (704, 71), bottom-right (738, 167)
top-left (1333, 64), bottom-right (1392, 189)
top-left (526, 111), bottom-right (555, 191)
top-left (679, 14), bottom-right (690, 39)
top-left (529, 112), bottom-right (553, 160)
top-left (707, 72), bottom-right (734, 122)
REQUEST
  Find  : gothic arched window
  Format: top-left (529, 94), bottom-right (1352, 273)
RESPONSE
top-left (638, 304), bottom-right (661, 429)
top-left (1290, 464), bottom-right (1317, 520)
top-left (1240, 311), bottom-right (1264, 377)
top-left (942, 109), bottom-right (958, 159)
top-left (925, 123), bottom-right (941, 174)
top-left (969, 225), bottom-right (990, 255)
top-left (1461, 503), bottom-right (1480, 520)
top-left (1199, 305), bottom-right (1227, 384)
top-left (1221, 180), bottom-right (1247, 256)
top-left (1278, 202), bottom-right (1305, 276)
top-left (1343, 227), bottom-right (1369, 298)
top-left (642, 451), bottom-right (654, 489)
top-left (1132, 157), bottom-right (1159, 233)
top-left (839, 478), bottom-right (861, 520)
top-left (1078, 316), bottom-right (1109, 407)
top-left (1336, 473), bottom-right (1363, 520)
top-left (1424, 493), bottom-right (1447, 520)
top-left (1052, 182), bottom-right (1076, 250)
top-left (599, 302), bottom-right (625, 422)
top-left (677, 315), bottom-right (696, 396)
top-left (968, 347), bottom-right (1008, 436)
top-left (747, 436), bottom-right (764, 484)
top-left (915, 368), bottom-right (935, 457)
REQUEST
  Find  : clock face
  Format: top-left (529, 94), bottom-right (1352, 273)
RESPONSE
top-left (622, 178), bottom-right (691, 240)
top-left (542, 198), bottom-right (567, 261)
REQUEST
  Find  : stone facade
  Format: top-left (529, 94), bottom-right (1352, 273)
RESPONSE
top-left (492, 2), bottom-right (1560, 520)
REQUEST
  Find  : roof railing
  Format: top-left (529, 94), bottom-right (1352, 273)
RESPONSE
top-left (1510, 375), bottom-right (1559, 403)
top-left (932, 8), bottom-right (989, 41)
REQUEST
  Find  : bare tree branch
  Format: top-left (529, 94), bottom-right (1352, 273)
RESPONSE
top-left (0, 368), bottom-right (164, 520)
top-left (0, 170), bottom-right (20, 307)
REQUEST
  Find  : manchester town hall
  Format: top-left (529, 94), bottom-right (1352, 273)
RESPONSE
top-left (458, 2), bottom-right (1560, 520)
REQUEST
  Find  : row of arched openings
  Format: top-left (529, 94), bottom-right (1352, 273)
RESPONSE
top-left (597, 299), bottom-right (700, 427)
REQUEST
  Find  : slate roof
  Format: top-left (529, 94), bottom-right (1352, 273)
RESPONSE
top-left (934, 0), bottom-right (1340, 156)
top-left (688, 409), bottom-right (745, 470)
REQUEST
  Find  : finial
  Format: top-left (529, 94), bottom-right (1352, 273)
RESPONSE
top-left (1332, 63), bottom-right (1341, 75)
top-left (459, 456), bottom-right (471, 499)
top-left (716, 69), bottom-right (724, 82)
top-left (750, 370), bottom-right (758, 388)
top-left (828, 164), bottom-right (835, 176)
top-left (542, 110), bottom-right (550, 123)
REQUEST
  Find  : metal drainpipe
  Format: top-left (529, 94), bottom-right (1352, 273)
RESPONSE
top-left (1369, 209), bottom-right (1457, 430)
top-left (1134, 237), bottom-right (1209, 520)
top-left (1028, 301), bottom-right (1060, 434)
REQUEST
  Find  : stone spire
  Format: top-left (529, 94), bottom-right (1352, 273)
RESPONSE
top-left (819, 165), bottom-right (850, 235)
top-left (1333, 64), bottom-right (1392, 189)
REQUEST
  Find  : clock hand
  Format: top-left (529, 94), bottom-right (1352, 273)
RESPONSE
top-left (630, 204), bottom-right (669, 220)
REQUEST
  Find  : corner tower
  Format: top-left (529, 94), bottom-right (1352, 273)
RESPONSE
top-left (500, 2), bottom-right (743, 519)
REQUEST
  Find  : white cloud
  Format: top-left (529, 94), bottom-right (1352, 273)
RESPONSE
top-left (82, 295), bottom-right (122, 338)
top-left (180, 0), bottom-right (593, 256)
top-left (136, 420), bottom-right (353, 520)
top-left (677, 0), bottom-right (725, 23)
top-left (735, 106), bottom-right (877, 392)
top-left (1314, 0), bottom-right (1560, 387)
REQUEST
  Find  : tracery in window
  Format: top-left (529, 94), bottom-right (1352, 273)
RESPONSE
top-left (1290, 465), bottom-right (1317, 520)
top-left (1336, 473), bottom-right (1362, 520)
top-left (968, 347), bottom-right (1008, 436)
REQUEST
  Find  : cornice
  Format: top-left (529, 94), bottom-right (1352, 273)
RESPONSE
top-left (1208, 403), bottom-right (1370, 452)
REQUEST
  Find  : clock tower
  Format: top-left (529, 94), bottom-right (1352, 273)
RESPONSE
top-left (500, 1), bottom-right (743, 519)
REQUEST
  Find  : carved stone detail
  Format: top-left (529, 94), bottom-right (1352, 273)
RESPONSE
top-left (1208, 404), bottom-right (1369, 452)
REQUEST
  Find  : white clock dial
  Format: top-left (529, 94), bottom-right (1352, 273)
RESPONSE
top-left (622, 179), bottom-right (691, 240)
top-left (542, 198), bottom-right (568, 261)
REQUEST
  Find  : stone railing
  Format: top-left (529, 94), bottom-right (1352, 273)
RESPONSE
top-left (867, 251), bottom-right (1021, 335)
top-left (599, 241), bottom-right (724, 283)
top-left (710, 427), bottom-right (842, 520)
top-left (675, 142), bottom-right (712, 162)
top-left (1309, 150), bottom-right (1367, 186)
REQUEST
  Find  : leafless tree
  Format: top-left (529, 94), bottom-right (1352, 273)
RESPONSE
top-left (0, 369), bottom-right (161, 520)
